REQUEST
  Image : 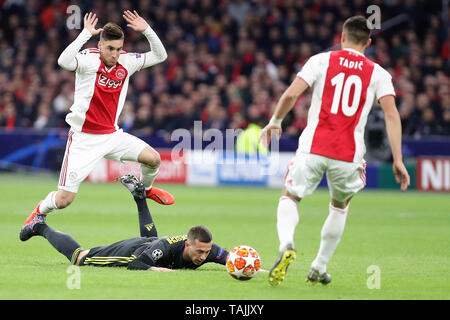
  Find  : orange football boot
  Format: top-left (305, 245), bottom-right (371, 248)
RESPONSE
top-left (146, 187), bottom-right (175, 205)
top-left (24, 200), bottom-right (44, 225)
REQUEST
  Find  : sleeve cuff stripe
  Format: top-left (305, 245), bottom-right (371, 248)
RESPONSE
top-left (296, 75), bottom-right (311, 87)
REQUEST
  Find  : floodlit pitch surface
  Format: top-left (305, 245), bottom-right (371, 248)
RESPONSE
top-left (1, 174), bottom-right (448, 300)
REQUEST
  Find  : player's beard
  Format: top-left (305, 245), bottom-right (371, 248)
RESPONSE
top-left (101, 54), bottom-right (116, 68)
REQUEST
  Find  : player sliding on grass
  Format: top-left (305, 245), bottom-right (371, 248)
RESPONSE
top-left (23, 10), bottom-right (174, 229)
top-left (260, 16), bottom-right (410, 286)
top-left (20, 175), bottom-right (228, 271)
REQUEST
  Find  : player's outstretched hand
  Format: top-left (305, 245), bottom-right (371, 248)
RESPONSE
top-left (393, 160), bottom-right (410, 192)
top-left (259, 125), bottom-right (282, 148)
top-left (150, 266), bottom-right (175, 272)
top-left (123, 10), bottom-right (149, 32)
top-left (83, 12), bottom-right (103, 36)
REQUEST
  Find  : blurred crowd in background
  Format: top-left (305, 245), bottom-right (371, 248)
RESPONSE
top-left (0, 0), bottom-right (449, 142)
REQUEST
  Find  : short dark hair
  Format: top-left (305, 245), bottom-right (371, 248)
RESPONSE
top-left (343, 16), bottom-right (370, 45)
top-left (187, 225), bottom-right (212, 243)
top-left (100, 22), bottom-right (124, 41)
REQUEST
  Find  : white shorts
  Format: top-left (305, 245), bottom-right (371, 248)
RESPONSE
top-left (58, 129), bottom-right (149, 193)
top-left (284, 152), bottom-right (367, 202)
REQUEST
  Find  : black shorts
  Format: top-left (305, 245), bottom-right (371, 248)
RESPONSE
top-left (80, 237), bottom-right (157, 267)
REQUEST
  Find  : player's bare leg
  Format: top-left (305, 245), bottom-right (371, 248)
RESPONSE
top-left (23, 189), bottom-right (76, 225)
top-left (137, 146), bottom-right (174, 205)
top-left (55, 189), bottom-right (77, 209)
top-left (307, 197), bottom-right (351, 285)
top-left (269, 187), bottom-right (300, 286)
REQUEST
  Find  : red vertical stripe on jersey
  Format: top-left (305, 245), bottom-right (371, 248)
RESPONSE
top-left (310, 50), bottom-right (375, 162)
top-left (81, 61), bottom-right (128, 134)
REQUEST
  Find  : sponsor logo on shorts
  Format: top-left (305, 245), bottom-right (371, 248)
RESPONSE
top-left (69, 171), bottom-right (78, 181)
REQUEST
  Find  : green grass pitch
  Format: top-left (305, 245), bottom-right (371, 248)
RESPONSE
top-left (0, 173), bottom-right (449, 300)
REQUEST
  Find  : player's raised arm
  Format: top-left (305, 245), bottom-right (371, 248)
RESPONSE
top-left (379, 95), bottom-right (410, 191)
top-left (259, 77), bottom-right (309, 147)
top-left (123, 10), bottom-right (167, 68)
top-left (57, 12), bottom-right (102, 71)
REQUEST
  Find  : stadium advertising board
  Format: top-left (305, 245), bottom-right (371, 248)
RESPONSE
top-left (87, 149), bottom-right (187, 183)
top-left (88, 150), bottom-right (389, 189)
top-left (186, 150), bottom-right (217, 186)
top-left (416, 157), bottom-right (450, 192)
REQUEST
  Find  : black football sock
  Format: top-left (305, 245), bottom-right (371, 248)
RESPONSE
top-left (135, 198), bottom-right (158, 238)
top-left (36, 224), bottom-right (82, 264)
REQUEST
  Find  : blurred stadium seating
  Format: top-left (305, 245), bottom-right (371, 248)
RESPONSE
top-left (0, 0), bottom-right (449, 190)
top-left (1, 0), bottom-right (448, 135)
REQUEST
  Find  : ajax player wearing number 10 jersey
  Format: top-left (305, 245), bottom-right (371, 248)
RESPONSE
top-left (260, 16), bottom-right (410, 286)
top-left (21, 11), bottom-right (175, 232)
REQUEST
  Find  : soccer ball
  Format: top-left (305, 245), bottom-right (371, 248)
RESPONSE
top-left (226, 245), bottom-right (261, 280)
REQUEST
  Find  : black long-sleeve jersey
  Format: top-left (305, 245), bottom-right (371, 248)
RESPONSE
top-left (80, 235), bottom-right (228, 270)
top-left (128, 235), bottom-right (228, 270)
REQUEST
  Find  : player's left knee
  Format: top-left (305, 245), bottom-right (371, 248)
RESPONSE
top-left (146, 151), bottom-right (161, 168)
top-left (139, 147), bottom-right (161, 168)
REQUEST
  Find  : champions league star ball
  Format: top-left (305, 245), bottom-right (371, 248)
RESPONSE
top-left (226, 245), bottom-right (261, 280)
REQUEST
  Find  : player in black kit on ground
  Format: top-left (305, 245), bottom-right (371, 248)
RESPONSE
top-left (20, 175), bottom-right (228, 272)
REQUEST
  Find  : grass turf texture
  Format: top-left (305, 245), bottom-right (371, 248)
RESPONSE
top-left (0, 173), bottom-right (449, 300)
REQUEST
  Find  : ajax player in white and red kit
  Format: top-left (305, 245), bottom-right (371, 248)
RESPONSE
top-left (21, 11), bottom-right (174, 231)
top-left (260, 16), bottom-right (410, 286)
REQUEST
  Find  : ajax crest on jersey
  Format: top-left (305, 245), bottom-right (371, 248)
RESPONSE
top-left (115, 68), bottom-right (126, 80)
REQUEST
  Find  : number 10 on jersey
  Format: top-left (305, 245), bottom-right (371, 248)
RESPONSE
top-left (330, 73), bottom-right (362, 117)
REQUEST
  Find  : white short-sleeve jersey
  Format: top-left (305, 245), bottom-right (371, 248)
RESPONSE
top-left (296, 48), bottom-right (395, 163)
top-left (66, 48), bottom-right (147, 134)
